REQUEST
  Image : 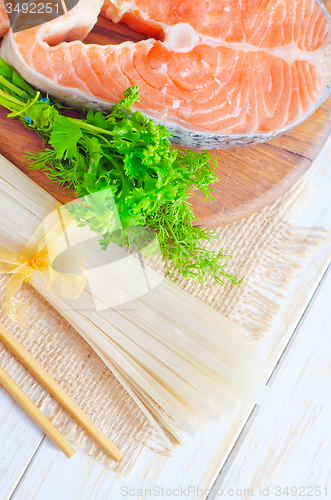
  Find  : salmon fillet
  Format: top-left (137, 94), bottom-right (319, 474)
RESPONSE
top-left (1, 0), bottom-right (331, 148)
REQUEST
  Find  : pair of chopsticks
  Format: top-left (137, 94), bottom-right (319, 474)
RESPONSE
top-left (0, 321), bottom-right (123, 461)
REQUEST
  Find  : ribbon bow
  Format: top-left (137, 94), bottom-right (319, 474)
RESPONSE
top-left (0, 203), bottom-right (86, 324)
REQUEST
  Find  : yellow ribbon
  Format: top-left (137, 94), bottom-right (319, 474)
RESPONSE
top-left (0, 203), bottom-right (87, 324)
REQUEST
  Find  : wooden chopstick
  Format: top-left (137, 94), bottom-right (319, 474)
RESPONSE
top-left (0, 321), bottom-right (123, 462)
top-left (0, 365), bottom-right (76, 458)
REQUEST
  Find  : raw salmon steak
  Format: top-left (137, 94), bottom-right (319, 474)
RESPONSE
top-left (1, 0), bottom-right (331, 148)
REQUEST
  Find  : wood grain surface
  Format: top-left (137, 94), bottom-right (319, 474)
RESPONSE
top-left (0, 2), bottom-right (331, 225)
top-left (209, 266), bottom-right (331, 500)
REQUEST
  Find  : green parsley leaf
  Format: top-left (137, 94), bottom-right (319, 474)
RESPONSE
top-left (49, 116), bottom-right (83, 159)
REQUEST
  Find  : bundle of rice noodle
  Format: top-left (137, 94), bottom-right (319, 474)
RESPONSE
top-left (0, 155), bottom-right (269, 444)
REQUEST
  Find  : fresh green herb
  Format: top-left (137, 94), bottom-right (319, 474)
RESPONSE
top-left (0, 57), bottom-right (241, 286)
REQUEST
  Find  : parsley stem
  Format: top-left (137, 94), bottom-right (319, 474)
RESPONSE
top-left (0, 75), bottom-right (29, 99)
top-left (8, 91), bottom-right (40, 118)
top-left (0, 89), bottom-right (25, 108)
top-left (99, 149), bottom-right (122, 158)
top-left (81, 128), bottom-right (111, 145)
top-left (68, 118), bottom-right (114, 137)
top-left (0, 96), bottom-right (21, 113)
top-left (108, 156), bottom-right (133, 197)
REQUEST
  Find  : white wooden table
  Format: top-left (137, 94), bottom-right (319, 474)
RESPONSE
top-left (1, 134), bottom-right (331, 500)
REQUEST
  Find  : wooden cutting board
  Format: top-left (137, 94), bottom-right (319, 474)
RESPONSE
top-left (1, 0), bottom-right (331, 227)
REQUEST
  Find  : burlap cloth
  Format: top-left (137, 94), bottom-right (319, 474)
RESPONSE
top-left (0, 178), bottom-right (328, 475)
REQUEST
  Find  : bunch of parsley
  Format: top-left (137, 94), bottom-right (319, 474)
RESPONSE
top-left (0, 57), bottom-right (240, 286)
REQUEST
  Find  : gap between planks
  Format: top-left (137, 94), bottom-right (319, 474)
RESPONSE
top-left (5, 436), bottom-right (46, 500)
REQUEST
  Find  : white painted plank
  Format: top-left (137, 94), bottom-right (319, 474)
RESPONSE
top-left (6, 407), bottom-right (254, 500)
top-left (0, 388), bottom-right (43, 500)
top-left (8, 137), bottom-right (331, 500)
top-left (208, 264), bottom-right (331, 500)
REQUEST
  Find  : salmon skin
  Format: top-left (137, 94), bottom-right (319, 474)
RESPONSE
top-left (1, 0), bottom-right (331, 149)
